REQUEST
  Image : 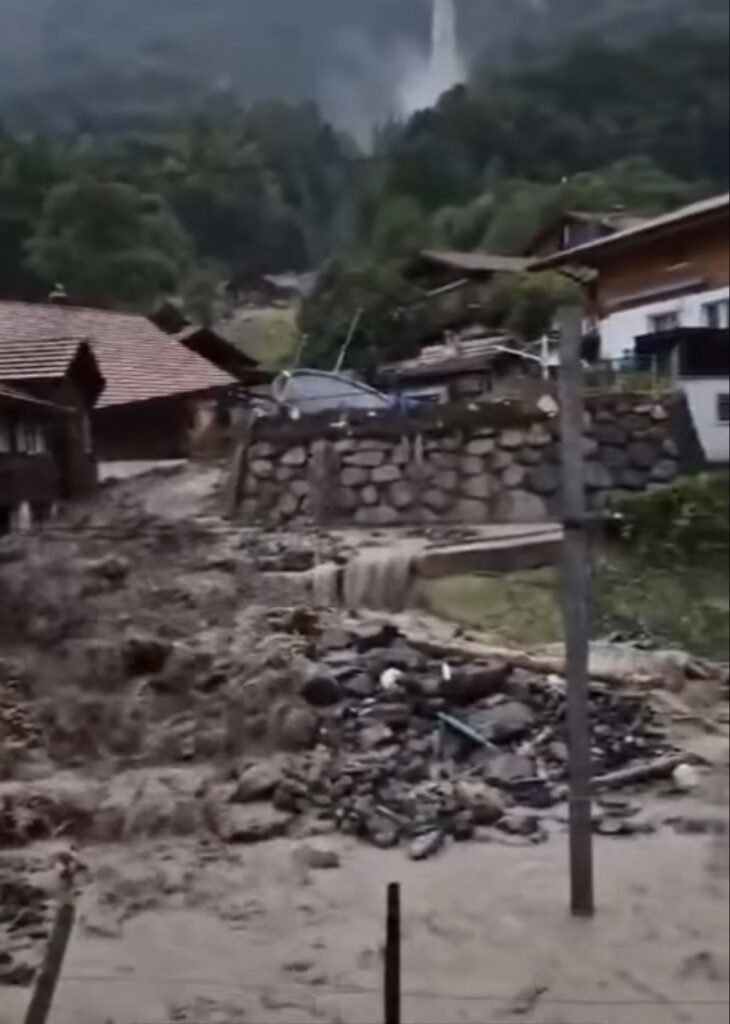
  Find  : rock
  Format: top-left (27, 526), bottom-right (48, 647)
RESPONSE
top-left (627, 441), bottom-right (659, 470)
top-left (346, 450), bottom-right (385, 468)
top-left (294, 842), bottom-right (341, 870)
top-left (602, 446), bottom-right (628, 469)
top-left (344, 674), bottom-right (376, 698)
top-left (423, 488), bottom-right (451, 511)
top-left (471, 701), bottom-right (535, 743)
top-left (360, 723), bottom-right (395, 750)
top-left (221, 805), bottom-right (291, 844)
top-left (390, 482), bottom-right (416, 508)
top-left (361, 486), bottom-right (379, 506)
top-left (356, 505), bottom-right (399, 526)
top-left (434, 469), bottom-right (459, 492)
top-left (495, 491), bottom-right (547, 523)
top-left (503, 464), bottom-right (526, 489)
top-left (594, 423), bottom-right (628, 446)
top-left (651, 404), bottom-right (669, 421)
top-left (650, 459), bottom-right (678, 483)
top-left (301, 666), bottom-right (342, 707)
top-left (439, 662), bottom-right (511, 703)
top-left (281, 447), bottom-right (307, 467)
top-left (672, 763), bottom-right (701, 793)
top-left (491, 450), bottom-right (514, 471)
top-left (454, 498), bottom-right (487, 524)
top-left (486, 752), bottom-right (536, 786)
top-left (461, 455), bottom-right (485, 475)
top-left (279, 493), bottom-right (300, 518)
top-left (232, 761), bottom-right (284, 803)
top-left (291, 480), bottom-right (310, 498)
top-left (519, 447), bottom-right (543, 466)
top-left (466, 438), bottom-right (495, 456)
top-left (594, 817), bottom-right (656, 837)
top-left (499, 430), bottom-right (525, 450)
top-left (367, 816), bottom-right (400, 848)
top-left (456, 781), bottom-right (505, 825)
top-left (526, 464), bottom-right (560, 495)
top-left (408, 829), bottom-right (446, 861)
top-left (86, 554), bottom-right (130, 584)
top-left (584, 462), bottom-right (612, 491)
top-left (372, 465), bottom-right (401, 484)
top-left (122, 633), bottom-right (171, 676)
top-left (353, 623), bottom-right (401, 650)
top-left (496, 813), bottom-right (542, 838)
top-left (461, 475), bottom-right (493, 500)
top-left (250, 459), bottom-right (275, 479)
top-left (273, 704), bottom-right (319, 751)
top-left (342, 467), bottom-right (368, 487)
top-left (451, 812), bottom-right (476, 841)
top-left (617, 468), bottom-right (647, 490)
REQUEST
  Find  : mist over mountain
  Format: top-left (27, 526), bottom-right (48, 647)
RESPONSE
top-left (0, 0), bottom-right (727, 130)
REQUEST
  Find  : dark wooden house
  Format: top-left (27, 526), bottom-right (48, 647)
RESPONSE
top-left (0, 338), bottom-right (105, 526)
top-left (0, 302), bottom-right (235, 461)
top-left (0, 384), bottom-right (86, 532)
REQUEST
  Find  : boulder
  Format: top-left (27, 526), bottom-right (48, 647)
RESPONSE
top-left (423, 488), bottom-right (451, 511)
top-left (584, 462), bottom-right (612, 491)
top-left (122, 633), bottom-right (171, 676)
top-left (454, 498), bottom-right (487, 524)
top-left (434, 469), bottom-right (459, 492)
top-left (470, 701), bottom-right (535, 743)
top-left (503, 464), bottom-right (526, 489)
top-left (594, 423), bottom-right (628, 446)
top-left (301, 666), bottom-right (342, 707)
top-left (491, 450), bottom-right (514, 471)
top-left (495, 490), bottom-right (547, 523)
top-left (345, 450), bottom-right (385, 468)
top-left (220, 805), bottom-right (291, 844)
top-left (461, 475), bottom-right (493, 500)
top-left (250, 459), bottom-right (275, 479)
top-left (499, 429), bottom-right (525, 450)
top-left (294, 842), bottom-right (341, 870)
top-left (526, 464), bottom-right (560, 495)
top-left (627, 441), bottom-right (660, 470)
top-left (650, 459), bottom-right (678, 483)
top-left (341, 467), bottom-right (368, 487)
top-left (361, 486), bottom-right (379, 506)
top-left (466, 438), bottom-right (495, 456)
top-left (390, 482), bottom-right (416, 508)
top-left (461, 455), bottom-right (486, 475)
top-left (372, 464), bottom-right (401, 484)
top-left (232, 761), bottom-right (285, 803)
top-left (281, 447), bottom-right (308, 467)
top-left (456, 781), bottom-right (505, 825)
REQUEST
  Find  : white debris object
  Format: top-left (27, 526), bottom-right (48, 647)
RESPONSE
top-left (672, 763), bottom-right (701, 793)
top-left (380, 668), bottom-right (404, 692)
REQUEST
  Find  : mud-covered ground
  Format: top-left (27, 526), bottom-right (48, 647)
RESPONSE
top-left (1, 462), bottom-right (728, 1024)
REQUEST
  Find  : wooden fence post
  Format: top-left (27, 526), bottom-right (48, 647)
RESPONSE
top-left (384, 882), bottom-right (402, 1024)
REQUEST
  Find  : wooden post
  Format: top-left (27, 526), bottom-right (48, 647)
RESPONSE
top-left (23, 900), bottom-right (76, 1024)
top-left (384, 882), bottom-right (402, 1024)
top-left (558, 307), bottom-right (595, 919)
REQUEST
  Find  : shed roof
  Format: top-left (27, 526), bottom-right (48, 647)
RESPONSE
top-left (532, 193), bottom-right (730, 270)
top-left (417, 251), bottom-right (532, 276)
top-left (0, 302), bottom-right (234, 408)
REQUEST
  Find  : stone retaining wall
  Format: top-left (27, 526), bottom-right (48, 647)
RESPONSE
top-left (234, 394), bottom-right (697, 527)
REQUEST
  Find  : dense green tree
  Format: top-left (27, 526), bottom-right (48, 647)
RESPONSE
top-left (27, 178), bottom-right (193, 310)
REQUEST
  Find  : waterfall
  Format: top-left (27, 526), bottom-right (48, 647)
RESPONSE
top-left (398, 0), bottom-right (464, 114)
top-left (430, 0), bottom-right (464, 97)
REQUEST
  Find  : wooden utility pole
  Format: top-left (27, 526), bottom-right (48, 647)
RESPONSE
top-left (558, 306), bottom-right (595, 919)
top-left (384, 883), bottom-right (402, 1024)
top-left (23, 900), bottom-right (76, 1024)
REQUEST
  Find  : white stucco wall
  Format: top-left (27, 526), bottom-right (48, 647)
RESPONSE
top-left (599, 285), bottom-right (730, 359)
top-left (597, 285), bottom-right (730, 463)
top-left (682, 378), bottom-right (730, 463)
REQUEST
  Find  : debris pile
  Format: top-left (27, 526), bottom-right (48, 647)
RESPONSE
top-left (0, 868), bottom-right (51, 987)
top-left (228, 620), bottom-right (680, 852)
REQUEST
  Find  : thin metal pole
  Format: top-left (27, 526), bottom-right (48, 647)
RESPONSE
top-left (558, 306), bottom-right (595, 919)
top-left (384, 882), bottom-right (402, 1024)
top-left (23, 900), bottom-right (76, 1024)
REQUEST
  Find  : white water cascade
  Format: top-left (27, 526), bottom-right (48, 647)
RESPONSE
top-left (429, 0), bottom-right (464, 97)
top-left (398, 0), bottom-right (465, 113)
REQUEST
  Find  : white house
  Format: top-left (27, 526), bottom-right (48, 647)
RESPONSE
top-left (534, 194), bottom-right (730, 463)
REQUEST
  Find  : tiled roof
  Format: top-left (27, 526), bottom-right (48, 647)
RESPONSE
top-left (0, 302), bottom-right (234, 408)
top-left (0, 336), bottom-right (88, 381)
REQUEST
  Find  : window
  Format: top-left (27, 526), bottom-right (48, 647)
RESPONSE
top-left (703, 300), bottom-right (730, 330)
top-left (15, 421), bottom-right (47, 455)
top-left (648, 311), bottom-right (681, 333)
top-left (0, 416), bottom-right (11, 453)
top-left (718, 394), bottom-right (730, 425)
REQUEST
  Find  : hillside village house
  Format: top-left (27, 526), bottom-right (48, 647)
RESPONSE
top-left (0, 381), bottom-right (95, 532)
top-left (0, 336), bottom-right (105, 527)
top-left (0, 302), bottom-right (237, 461)
top-left (534, 193), bottom-right (730, 462)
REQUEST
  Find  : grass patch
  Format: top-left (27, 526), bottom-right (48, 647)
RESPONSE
top-left (222, 307), bottom-right (300, 369)
top-left (421, 557), bottom-right (729, 660)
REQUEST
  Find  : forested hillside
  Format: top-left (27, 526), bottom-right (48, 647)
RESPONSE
top-left (0, 12), bottom-right (727, 368)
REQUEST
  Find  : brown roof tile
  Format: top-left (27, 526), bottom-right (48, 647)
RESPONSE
top-left (0, 302), bottom-right (234, 408)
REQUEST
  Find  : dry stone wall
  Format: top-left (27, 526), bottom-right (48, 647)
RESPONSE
top-left (235, 394), bottom-right (696, 528)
